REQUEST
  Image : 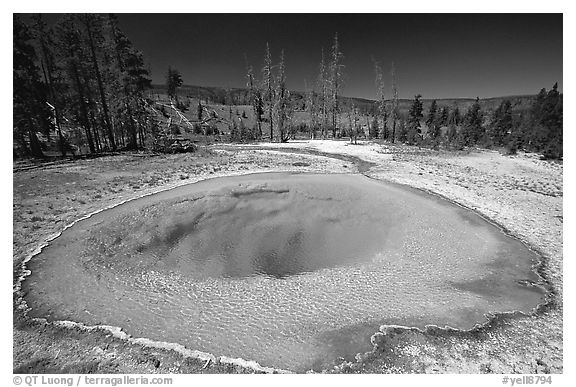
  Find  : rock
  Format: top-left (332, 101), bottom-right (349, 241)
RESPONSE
top-left (379, 325), bottom-right (403, 336)
top-left (91, 346), bottom-right (105, 357)
top-left (371, 332), bottom-right (385, 347)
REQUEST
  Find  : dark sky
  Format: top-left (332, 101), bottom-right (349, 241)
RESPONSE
top-left (43, 13), bottom-right (563, 99)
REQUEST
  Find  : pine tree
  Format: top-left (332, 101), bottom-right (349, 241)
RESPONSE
top-left (449, 106), bottom-right (461, 126)
top-left (407, 94), bottom-right (424, 145)
top-left (31, 14), bottom-right (68, 155)
top-left (461, 97), bottom-right (484, 147)
top-left (505, 113), bottom-right (525, 155)
top-left (447, 123), bottom-right (458, 145)
top-left (53, 14), bottom-right (97, 153)
top-left (426, 100), bottom-right (439, 143)
top-left (369, 115), bottom-right (379, 139)
top-left (80, 14), bottom-right (116, 151)
top-left (230, 118), bottom-right (240, 142)
top-left (489, 99), bottom-right (512, 147)
top-left (197, 99), bottom-right (203, 122)
top-left (522, 84), bottom-right (562, 158)
top-left (239, 118), bottom-right (246, 142)
top-left (446, 106), bottom-right (461, 146)
top-left (166, 66), bottom-right (183, 103)
top-left (397, 119), bottom-right (408, 143)
top-left (13, 15), bottom-right (47, 158)
top-left (107, 14), bottom-right (152, 149)
top-left (541, 83), bottom-right (562, 158)
top-left (381, 110), bottom-right (389, 139)
top-left (438, 106), bottom-right (449, 128)
top-left (15, 14), bottom-right (153, 156)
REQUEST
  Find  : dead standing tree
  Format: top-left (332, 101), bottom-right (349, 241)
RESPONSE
top-left (304, 79), bottom-right (317, 139)
top-left (317, 48), bottom-right (329, 139)
top-left (329, 33), bottom-right (344, 139)
top-left (262, 43), bottom-right (275, 141)
top-left (246, 56), bottom-right (263, 139)
top-left (390, 61), bottom-right (399, 143)
top-left (373, 58), bottom-right (387, 139)
top-left (81, 14), bottom-right (116, 151)
top-left (275, 50), bottom-right (291, 143)
top-left (31, 14), bottom-right (68, 156)
top-left (348, 103), bottom-right (359, 144)
top-left (166, 66), bottom-right (183, 106)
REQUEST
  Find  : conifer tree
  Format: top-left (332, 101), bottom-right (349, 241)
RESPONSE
top-left (369, 115), bottom-right (379, 139)
top-left (397, 119), bottom-right (408, 143)
top-left (447, 122), bottom-right (458, 145)
top-left (407, 94), bottom-right (424, 145)
top-left (13, 15), bottom-right (47, 158)
top-left (489, 99), bottom-right (512, 147)
top-left (438, 106), bottom-right (449, 128)
top-left (197, 99), bottom-right (203, 122)
top-left (166, 67), bottom-right (183, 103)
top-left (426, 100), bottom-right (439, 141)
top-left (523, 84), bottom-right (562, 158)
top-left (31, 14), bottom-right (68, 155)
top-left (461, 97), bottom-right (484, 146)
top-left (81, 14), bottom-right (116, 150)
top-left (53, 14), bottom-right (97, 153)
top-left (449, 106), bottom-right (461, 126)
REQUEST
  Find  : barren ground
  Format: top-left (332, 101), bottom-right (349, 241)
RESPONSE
top-left (13, 140), bottom-right (562, 374)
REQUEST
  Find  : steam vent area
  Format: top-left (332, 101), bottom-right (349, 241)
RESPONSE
top-left (23, 172), bottom-right (546, 372)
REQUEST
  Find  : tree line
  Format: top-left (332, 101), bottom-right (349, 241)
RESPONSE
top-left (381, 84), bottom-right (562, 158)
top-left (232, 34), bottom-right (562, 158)
top-left (14, 14), bottom-right (157, 158)
top-left (14, 15), bottom-right (562, 159)
top-left (226, 33), bottom-right (346, 143)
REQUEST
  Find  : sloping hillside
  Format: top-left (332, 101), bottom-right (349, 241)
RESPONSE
top-left (149, 84), bottom-right (536, 117)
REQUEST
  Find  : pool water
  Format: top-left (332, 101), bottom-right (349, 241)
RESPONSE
top-left (23, 173), bottom-right (546, 371)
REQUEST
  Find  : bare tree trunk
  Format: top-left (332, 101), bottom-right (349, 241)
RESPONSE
top-left (126, 102), bottom-right (138, 150)
top-left (70, 59), bottom-right (96, 153)
top-left (84, 15), bottom-right (116, 151)
top-left (269, 106), bottom-right (273, 141)
top-left (27, 117), bottom-right (45, 158)
top-left (89, 111), bottom-right (101, 152)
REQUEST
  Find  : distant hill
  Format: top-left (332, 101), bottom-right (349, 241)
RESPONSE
top-left (395, 95), bottom-right (536, 117)
top-left (149, 84), bottom-right (536, 117)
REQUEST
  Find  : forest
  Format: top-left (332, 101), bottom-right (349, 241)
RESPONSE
top-left (13, 14), bottom-right (563, 159)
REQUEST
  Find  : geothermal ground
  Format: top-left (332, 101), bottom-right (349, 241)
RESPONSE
top-left (13, 140), bottom-right (563, 374)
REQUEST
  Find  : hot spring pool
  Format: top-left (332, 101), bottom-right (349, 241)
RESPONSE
top-left (23, 173), bottom-right (545, 371)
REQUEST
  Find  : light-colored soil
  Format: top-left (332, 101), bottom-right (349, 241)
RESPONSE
top-left (13, 140), bottom-right (562, 374)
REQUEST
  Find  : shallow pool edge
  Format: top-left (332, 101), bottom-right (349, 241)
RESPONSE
top-left (14, 169), bottom-right (557, 374)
